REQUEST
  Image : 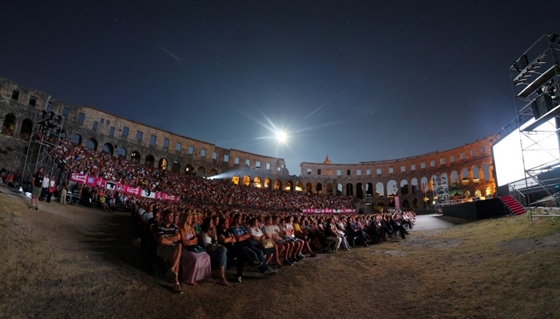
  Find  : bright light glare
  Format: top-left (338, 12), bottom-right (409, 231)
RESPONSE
top-left (276, 130), bottom-right (288, 143)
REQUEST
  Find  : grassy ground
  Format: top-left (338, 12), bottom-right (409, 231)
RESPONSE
top-left (0, 186), bottom-right (559, 319)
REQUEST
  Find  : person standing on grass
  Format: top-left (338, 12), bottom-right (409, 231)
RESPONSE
top-left (30, 167), bottom-right (43, 210)
top-left (60, 179), bottom-right (68, 205)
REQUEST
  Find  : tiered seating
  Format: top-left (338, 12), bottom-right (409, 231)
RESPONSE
top-left (500, 195), bottom-right (526, 215)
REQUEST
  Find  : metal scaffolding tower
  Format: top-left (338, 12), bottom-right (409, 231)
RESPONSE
top-left (21, 101), bottom-right (66, 190)
top-left (510, 32), bottom-right (560, 221)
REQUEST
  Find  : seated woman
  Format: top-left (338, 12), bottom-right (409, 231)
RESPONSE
top-left (326, 217), bottom-right (342, 253)
top-left (199, 217), bottom-right (229, 286)
top-left (248, 217), bottom-right (276, 265)
top-left (178, 213), bottom-right (212, 286)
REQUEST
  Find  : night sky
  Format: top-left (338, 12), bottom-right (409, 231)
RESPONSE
top-left (2, 1), bottom-right (559, 175)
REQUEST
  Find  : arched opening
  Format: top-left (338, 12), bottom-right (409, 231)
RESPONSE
top-left (2, 113), bottom-right (16, 136)
top-left (400, 179), bottom-right (409, 195)
top-left (345, 183), bottom-right (353, 196)
top-left (356, 183), bottom-right (364, 199)
top-left (264, 178), bottom-right (272, 189)
top-left (316, 183), bottom-right (323, 194)
top-left (376, 182), bottom-right (385, 198)
top-left (71, 133), bottom-right (82, 145)
top-left (131, 151), bottom-right (141, 163)
top-left (253, 176), bottom-right (262, 188)
top-left (197, 166), bottom-right (206, 175)
top-left (376, 202), bottom-right (385, 213)
top-left (185, 164), bottom-right (194, 174)
top-left (462, 168), bottom-right (469, 185)
top-left (482, 163), bottom-right (490, 182)
top-left (20, 119), bottom-right (33, 139)
top-left (117, 147), bottom-right (127, 158)
top-left (145, 155), bottom-right (155, 168)
top-left (295, 181), bottom-right (303, 192)
top-left (411, 178), bottom-right (418, 194)
top-left (472, 165), bottom-right (480, 183)
top-left (274, 180), bottom-right (282, 191)
top-left (231, 176), bottom-right (239, 185)
top-left (326, 183), bottom-right (333, 195)
top-left (305, 182), bottom-right (313, 193)
top-left (209, 168), bottom-right (218, 176)
top-left (387, 180), bottom-right (398, 196)
top-left (102, 143), bottom-right (114, 155)
top-left (421, 177), bottom-right (428, 194)
top-left (242, 175), bottom-right (251, 186)
top-left (337, 183), bottom-right (343, 196)
top-left (85, 138), bottom-right (98, 151)
top-left (366, 183), bottom-right (374, 196)
top-left (413, 198), bottom-right (419, 209)
top-left (451, 171), bottom-right (459, 187)
top-left (171, 160), bottom-right (181, 173)
top-left (284, 181), bottom-right (292, 192)
top-left (159, 158), bottom-right (168, 170)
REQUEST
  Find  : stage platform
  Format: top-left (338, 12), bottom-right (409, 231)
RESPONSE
top-left (441, 198), bottom-right (507, 220)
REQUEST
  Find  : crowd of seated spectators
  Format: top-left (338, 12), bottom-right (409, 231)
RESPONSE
top-left (48, 139), bottom-right (416, 293)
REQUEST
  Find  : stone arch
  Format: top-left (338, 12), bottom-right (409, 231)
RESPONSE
top-left (158, 158), bottom-right (168, 170)
top-left (413, 198), bottom-right (419, 209)
top-left (253, 176), bottom-right (262, 188)
top-left (482, 163), bottom-right (490, 182)
top-left (430, 175), bottom-right (438, 192)
top-left (337, 183), bottom-right (343, 196)
top-left (472, 165), bottom-right (479, 183)
top-left (387, 180), bottom-right (398, 196)
top-left (145, 154), bottom-right (155, 168)
top-left (420, 177), bottom-right (428, 194)
top-left (71, 133), bottom-right (82, 145)
top-left (376, 182), bottom-right (385, 198)
top-left (208, 168), bottom-right (218, 176)
top-left (474, 189), bottom-right (482, 197)
top-left (366, 183), bottom-right (374, 196)
top-left (305, 182), bottom-right (313, 193)
top-left (131, 151), bottom-right (141, 163)
top-left (196, 166), bottom-right (205, 175)
top-left (345, 183), bottom-right (353, 196)
top-left (264, 178), bottom-right (272, 189)
top-left (284, 181), bottom-right (293, 192)
top-left (117, 147), bottom-right (127, 158)
top-left (451, 171), bottom-right (459, 187)
top-left (376, 202), bottom-right (385, 212)
top-left (102, 143), bottom-right (113, 155)
top-left (85, 138), bottom-right (98, 151)
top-left (316, 183), bottom-right (323, 194)
top-left (356, 183), bottom-right (364, 199)
top-left (411, 178), bottom-right (418, 194)
top-left (2, 113), bottom-right (16, 135)
top-left (169, 160), bottom-right (180, 172)
top-left (242, 175), bottom-right (251, 186)
top-left (295, 181), bottom-right (303, 192)
top-left (231, 176), bottom-right (239, 185)
top-left (20, 118), bottom-right (33, 139)
top-left (461, 168), bottom-right (469, 185)
top-left (185, 164), bottom-right (194, 174)
top-left (400, 179), bottom-right (409, 195)
top-left (274, 180), bottom-right (281, 191)
top-left (326, 183), bottom-right (333, 195)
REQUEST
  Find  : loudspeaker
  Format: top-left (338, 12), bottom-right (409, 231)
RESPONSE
top-left (532, 93), bottom-right (554, 119)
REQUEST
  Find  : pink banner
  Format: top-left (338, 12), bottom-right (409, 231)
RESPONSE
top-left (68, 172), bottom-right (179, 201)
top-left (301, 208), bottom-right (356, 214)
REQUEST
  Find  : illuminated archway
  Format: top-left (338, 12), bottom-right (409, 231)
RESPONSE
top-left (253, 176), bottom-right (262, 188)
top-left (284, 181), bottom-right (293, 192)
top-left (159, 158), bottom-right (168, 170)
top-left (242, 175), bottom-right (250, 186)
top-left (131, 151), bottom-right (141, 163)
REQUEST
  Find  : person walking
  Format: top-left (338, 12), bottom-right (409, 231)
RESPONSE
top-left (30, 167), bottom-right (43, 210)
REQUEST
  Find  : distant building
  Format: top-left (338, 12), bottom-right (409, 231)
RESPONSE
top-left (0, 76), bottom-right (496, 209)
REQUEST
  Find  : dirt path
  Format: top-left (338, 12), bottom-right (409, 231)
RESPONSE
top-left (1, 184), bottom-right (560, 319)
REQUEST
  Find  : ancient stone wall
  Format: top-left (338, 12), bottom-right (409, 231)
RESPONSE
top-left (0, 77), bottom-right (289, 181)
top-left (298, 135), bottom-right (497, 210)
